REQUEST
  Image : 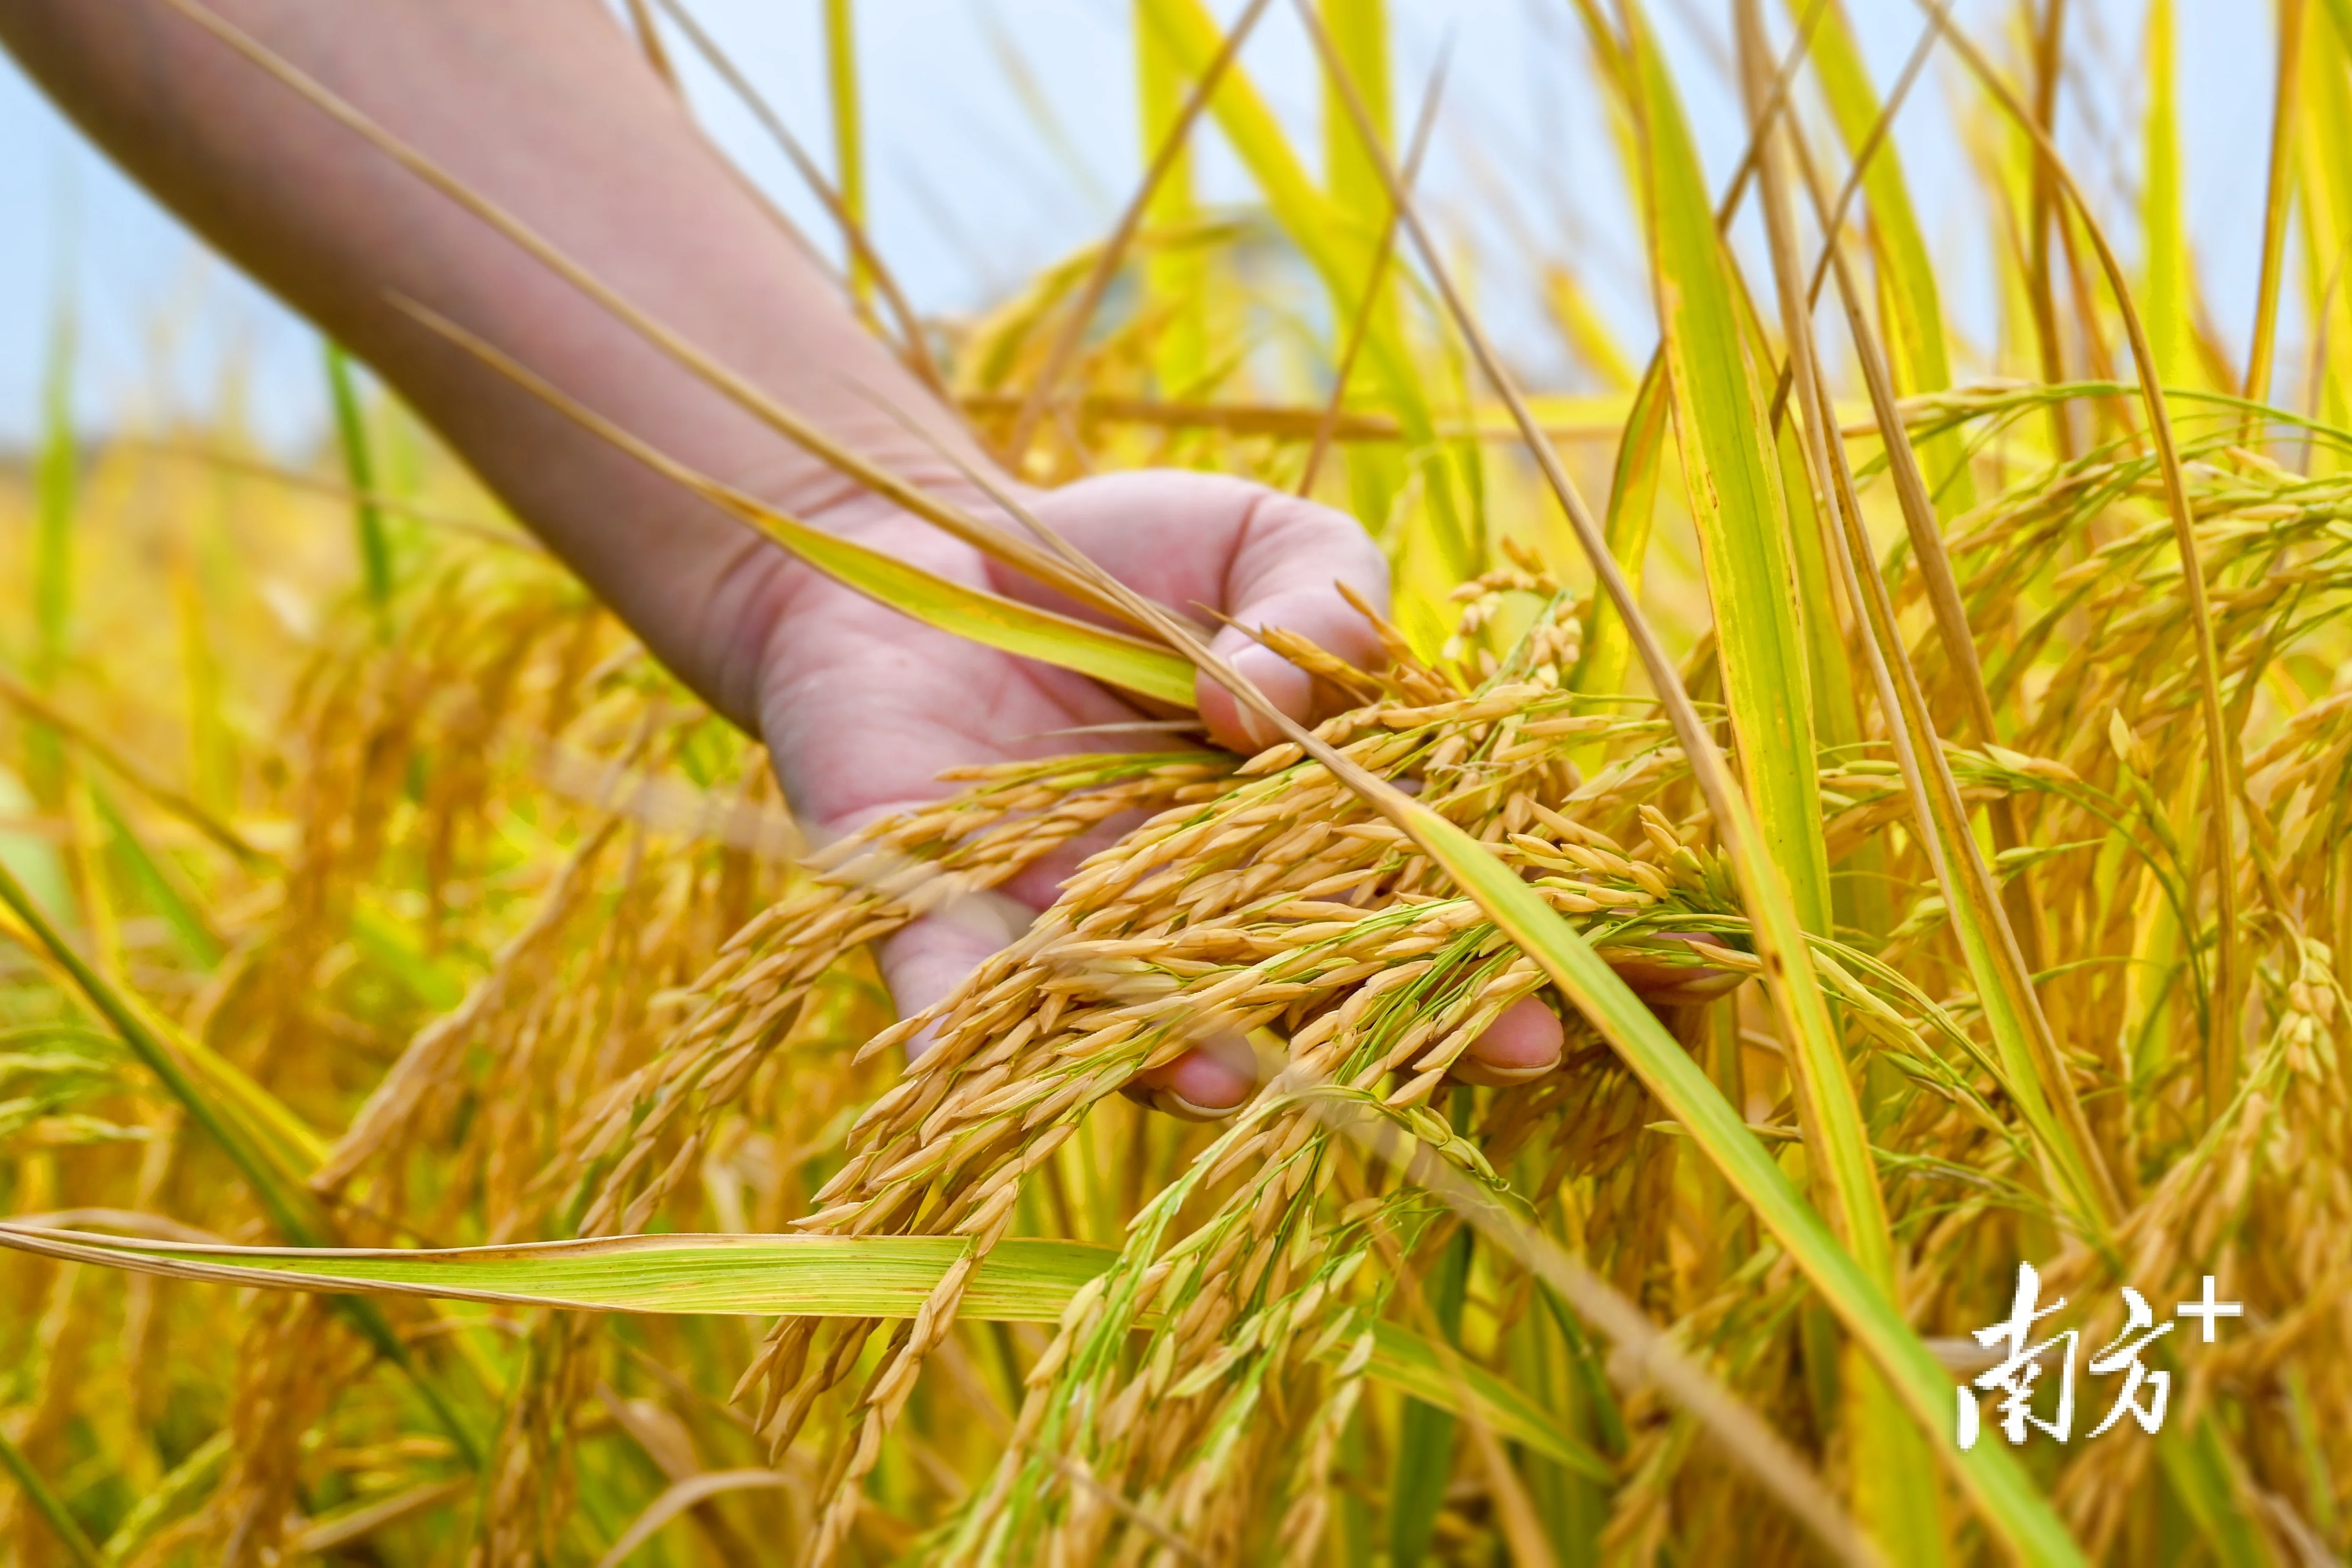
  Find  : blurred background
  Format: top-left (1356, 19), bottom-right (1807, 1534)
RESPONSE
top-left (0, 0), bottom-right (2287, 455)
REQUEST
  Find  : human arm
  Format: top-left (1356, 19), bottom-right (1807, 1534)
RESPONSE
top-left (0, 0), bottom-right (1567, 1109)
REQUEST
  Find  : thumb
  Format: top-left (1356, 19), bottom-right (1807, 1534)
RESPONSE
top-left (1194, 501), bottom-right (1390, 755)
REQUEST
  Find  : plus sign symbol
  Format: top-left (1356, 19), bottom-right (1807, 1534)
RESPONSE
top-left (2175, 1276), bottom-right (2243, 1342)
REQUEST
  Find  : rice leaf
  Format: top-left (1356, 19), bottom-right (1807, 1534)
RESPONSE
top-left (1789, 164), bottom-right (2120, 1232)
top-left (1569, 360), bottom-right (1669, 713)
top-left (1363, 1301), bottom-right (1613, 1482)
top-left (1320, 0), bottom-right (1391, 231)
top-left (2142, 0), bottom-right (2194, 389)
top-left (1318, 0), bottom-right (1403, 433)
top-left (25, 316), bottom-right (77, 880)
top-left (2243, 0), bottom-right (2306, 422)
top-left (823, 0), bottom-right (868, 310)
top-left (325, 340), bottom-right (394, 632)
top-left (1800, 0), bottom-right (1974, 517)
top-left (1388, 1221), bottom-right (1469, 1568)
top-left (1628, 2), bottom-right (1832, 941)
top-left (0, 1222), bottom-right (1600, 1476)
top-left (89, 783), bottom-right (222, 970)
top-left (1136, 0), bottom-right (1210, 399)
top-left (32, 315), bottom-right (74, 700)
top-left (0, 857), bottom-right (326, 1190)
top-left (1750, 0), bottom-right (2115, 1226)
top-left (96, 1432), bottom-right (231, 1567)
top-left (0, 1426), bottom-right (100, 1568)
top-left (1731, 11), bottom-right (1941, 1548)
top-left (2299, 5), bottom-right (2352, 462)
top-left (1778, 5), bottom-right (2046, 968)
top-left (1624, 0), bottom-right (1900, 1325)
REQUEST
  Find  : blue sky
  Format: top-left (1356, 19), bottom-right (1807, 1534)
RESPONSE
top-left (0, 0), bottom-right (2283, 452)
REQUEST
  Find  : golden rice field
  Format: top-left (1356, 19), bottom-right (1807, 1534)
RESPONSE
top-left (2, 0), bottom-right (2350, 1563)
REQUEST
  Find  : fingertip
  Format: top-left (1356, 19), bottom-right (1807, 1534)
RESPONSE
top-left (1131, 1030), bottom-right (1259, 1118)
top-left (1452, 995), bottom-right (1564, 1086)
top-left (1164, 1044), bottom-right (1256, 1111)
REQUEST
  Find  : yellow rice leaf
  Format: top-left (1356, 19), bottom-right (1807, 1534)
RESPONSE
top-left (2143, 0), bottom-right (2194, 389)
top-left (719, 490), bottom-right (1202, 711)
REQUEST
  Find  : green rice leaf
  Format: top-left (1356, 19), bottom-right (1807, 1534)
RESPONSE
top-left (97, 1432), bottom-right (231, 1567)
top-left (824, 0), bottom-right (867, 308)
top-left (0, 858), bottom-right (325, 1215)
top-left (1389, 1221), bottom-right (1469, 1568)
top-left (1135, 0), bottom-right (1209, 397)
top-left (1802, 232), bottom-right (2119, 1235)
top-left (0, 1426), bottom-right (100, 1568)
top-left (325, 340), bottom-right (395, 632)
top-left (0, 1222), bottom-right (1602, 1477)
top-left (89, 784), bottom-right (222, 971)
top-left (1801, 0), bottom-right (1974, 516)
top-left (33, 316), bottom-right (74, 699)
top-left (1363, 1303), bottom-right (1613, 1482)
top-left (1570, 360), bottom-right (1669, 715)
top-left (1629, 4), bottom-right (1833, 941)
top-left (2240, 0), bottom-right (2303, 416)
top-left (1625, 0), bottom-right (1898, 1302)
top-left (2304, 0), bottom-right (2352, 466)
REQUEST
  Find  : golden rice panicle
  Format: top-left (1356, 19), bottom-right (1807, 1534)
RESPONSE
top-left (740, 652), bottom-right (1749, 1558)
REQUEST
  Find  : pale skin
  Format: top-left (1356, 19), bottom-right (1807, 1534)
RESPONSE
top-left (0, 0), bottom-right (1566, 1114)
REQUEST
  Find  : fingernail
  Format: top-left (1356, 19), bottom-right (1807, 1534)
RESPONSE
top-left (1150, 1089), bottom-right (1241, 1123)
top-left (1449, 1058), bottom-right (1558, 1088)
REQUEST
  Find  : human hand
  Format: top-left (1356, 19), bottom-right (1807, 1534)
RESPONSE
top-left (753, 468), bottom-right (1566, 1117)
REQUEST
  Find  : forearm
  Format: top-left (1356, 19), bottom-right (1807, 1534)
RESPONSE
top-left (0, 0), bottom-right (990, 727)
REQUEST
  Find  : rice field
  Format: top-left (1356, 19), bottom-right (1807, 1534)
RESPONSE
top-left (1, 1), bottom-right (2349, 1563)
